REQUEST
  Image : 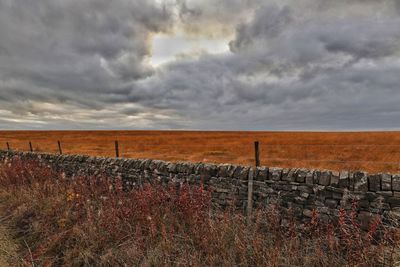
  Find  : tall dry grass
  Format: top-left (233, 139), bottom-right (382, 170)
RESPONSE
top-left (0, 158), bottom-right (399, 266)
top-left (2, 131), bottom-right (400, 173)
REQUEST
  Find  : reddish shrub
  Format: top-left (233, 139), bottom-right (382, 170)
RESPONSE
top-left (0, 159), bottom-right (399, 266)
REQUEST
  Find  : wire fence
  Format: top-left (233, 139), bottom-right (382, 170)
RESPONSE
top-left (3, 140), bottom-right (400, 171)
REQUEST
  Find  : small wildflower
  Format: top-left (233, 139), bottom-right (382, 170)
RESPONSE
top-left (57, 218), bottom-right (67, 228)
top-left (66, 191), bottom-right (74, 202)
top-left (66, 191), bottom-right (80, 201)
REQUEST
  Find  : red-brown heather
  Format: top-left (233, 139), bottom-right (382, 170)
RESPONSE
top-left (0, 158), bottom-right (399, 266)
top-left (1, 131), bottom-right (400, 173)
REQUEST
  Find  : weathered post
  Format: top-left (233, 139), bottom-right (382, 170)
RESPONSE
top-left (29, 141), bottom-right (33, 152)
top-left (247, 168), bottom-right (254, 223)
top-left (58, 141), bottom-right (63, 155)
top-left (248, 141), bottom-right (260, 222)
top-left (255, 141), bottom-right (260, 167)
top-left (6, 142), bottom-right (10, 151)
top-left (115, 140), bottom-right (119, 158)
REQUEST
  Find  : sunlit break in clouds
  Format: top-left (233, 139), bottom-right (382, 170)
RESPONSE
top-left (0, 0), bottom-right (400, 130)
top-left (151, 32), bottom-right (231, 67)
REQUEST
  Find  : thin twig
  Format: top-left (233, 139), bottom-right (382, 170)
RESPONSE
top-left (0, 214), bottom-right (12, 223)
top-left (23, 239), bottom-right (35, 267)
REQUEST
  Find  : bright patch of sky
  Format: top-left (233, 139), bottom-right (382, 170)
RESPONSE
top-left (151, 31), bottom-right (231, 67)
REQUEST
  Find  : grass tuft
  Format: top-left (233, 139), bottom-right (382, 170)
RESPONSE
top-left (0, 157), bottom-right (399, 266)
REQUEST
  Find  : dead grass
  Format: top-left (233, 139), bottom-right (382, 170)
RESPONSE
top-left (0, 157), bottom-right (399, 266)
top-left (2, 131), bottom-right (400, 173)
top-left (0, 202), bottom-right (21, 267)
top-left (0, 224), bottom-right (19, 267)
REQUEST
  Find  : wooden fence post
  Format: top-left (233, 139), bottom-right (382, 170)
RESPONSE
top-left (58, 141), bottom-right (63, 155)
top-left (29, 141), bottom-right (33, 152)
top-left (6, 142), bottom-right (10, 151)
top-left (115, 140), bottom-right (119, 158)
top-left (255, 141), bottom-right (260, 167)
top-left (247, 168), bottom-right (254, 222)
top-left (248, 141), bottom-right (260, 221)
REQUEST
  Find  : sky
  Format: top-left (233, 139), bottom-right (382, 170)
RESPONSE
top-left (0, 0), bottom-right (400, 130)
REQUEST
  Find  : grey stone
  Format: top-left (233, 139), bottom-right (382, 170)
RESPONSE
top-left (305, 170), bottom-right (315, 185)
top-left (278, 184), bottom-right (294, 191)
top-left (368, 175), bottom-right (381, 192)
top-left (364, 192), bottom-right (378, 201)
top-left (325, 186), bottom-right (344, 193)
top-left (354, 172), bottom-right (368, 191)
top-left (332, 192), bottom-right (343, 200)
top-left (217, 164), bottom-right (229, 177)
top-left (303, 209), bottom-right (313, 218)
top-left (313, 171), bottom-right (321, 185)
top-left (387, 197), bottom-right (400, 207)
top-left (381, 174), bottom-right (392, 191)
top-left (286, 168), bottom-right (297, 182)
top-left (227, 165), bottom-right (237, 178)
top-left (331, 171), bottom-right (340, 187)
top-left (281, 168), bottom-right (290, 181)
top-left (296, 168), bottom-right (307, 183)
top-left (359, 200), bottom-right (370, 209)
top-left (294, 196), bottom-right (307, 204)
top-left (233, 166), bottom-right (244, 179)
top-left (238, 167), bottom-right (250, 180)
top-left (325, 199), bottom-right (338, 209)
top-left (148, 160), bottom-right (161, 171)
top-left (377, 191), bottom-right (393, 197)
top-left (269, 167), bottom-right (282, 181)
top-left (317, 206), bottom-right (329, 214)
top-left (214, 188), bottom-right (229, 193)
top-left (318, 171), bottom-right (331, 186)
top-left (203, 164), bottom-right (218, 176)
top-left (167, 163), bottom-right (178, 173)
top-left (143, 159), bottom-right (153, 170)
top-left (300, 192), bottom-right (310, 198)
top-left (255, 167), bottom-right (268, 181)
top-left (393, 175), bottom-right (400, 191)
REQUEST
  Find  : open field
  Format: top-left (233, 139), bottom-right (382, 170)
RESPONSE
top-left (1, 131), bottom-right (400, 173)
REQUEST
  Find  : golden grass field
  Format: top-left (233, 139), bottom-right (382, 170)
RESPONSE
top-left (1, 131), bottom-right (400, 174)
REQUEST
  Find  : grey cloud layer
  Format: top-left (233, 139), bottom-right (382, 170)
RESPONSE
top-left (0, 0), bottom-right (179, 128)
top-left (0, 0), bottom-right (400, 130)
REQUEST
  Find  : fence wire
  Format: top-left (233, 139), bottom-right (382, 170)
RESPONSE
top-left (3, 140), bottom-right (400, 166)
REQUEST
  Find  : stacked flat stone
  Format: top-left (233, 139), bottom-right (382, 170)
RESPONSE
top-left (0, 150), bottom-right (399, 229)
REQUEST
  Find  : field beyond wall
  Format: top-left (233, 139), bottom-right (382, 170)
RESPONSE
top-left (1, 131), bottom-right (400, 173)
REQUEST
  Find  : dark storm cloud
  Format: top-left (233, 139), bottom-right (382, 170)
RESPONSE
top-left (0, 0), bottom-right (400, 130)
top-left (0, 0), bottom-right (172, 84)
top-left (133, 1), bottom-right (400, 130)
top-left (0, 0), bottom-right (177, 128)
top-left (176, 0), bottom-right (261, 37)
top-left (229, 5), bottom-right (292, 52)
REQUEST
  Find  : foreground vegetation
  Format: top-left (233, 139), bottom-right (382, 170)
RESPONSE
top-left (0, 158), bottom-right (399, 266)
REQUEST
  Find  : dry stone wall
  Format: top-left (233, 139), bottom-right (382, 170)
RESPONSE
top-left (1, 150), bottom-right (399, 227)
